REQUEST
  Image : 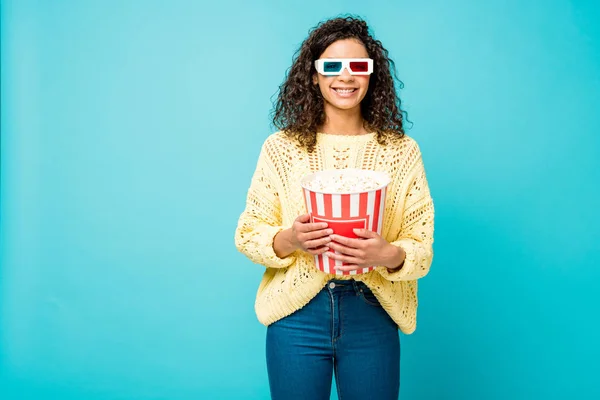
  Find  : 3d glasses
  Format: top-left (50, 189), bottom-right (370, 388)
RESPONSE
top-left (314, 58), bottom-right (374, 76)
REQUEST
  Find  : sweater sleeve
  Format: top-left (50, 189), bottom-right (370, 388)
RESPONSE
top-left (377, 144), bottom-right (435, 282)
top-left (234, 139), bottom-right (297, 269)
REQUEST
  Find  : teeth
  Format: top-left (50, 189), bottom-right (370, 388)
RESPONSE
top-left (334, 89), bottom-right (355, 93)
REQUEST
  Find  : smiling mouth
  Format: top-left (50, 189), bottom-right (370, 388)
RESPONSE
top-left (332, 88), bottom-right (357, 93)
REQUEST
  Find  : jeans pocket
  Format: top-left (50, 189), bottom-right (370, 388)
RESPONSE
top-left (358, 286), bottom-right (381, 307)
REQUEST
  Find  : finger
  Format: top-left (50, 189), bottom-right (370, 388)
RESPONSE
top-left (295, 216), bottom-right (328, 231)
top-left (308, 246), bottom-right (329, 255)
top-left (326, 251), bottom-right (360, 265)
top-left (353, 228), bottom-right (378, 238)
top-left (334, 264), bottom-right (361, 272)
top-left (299, 222), bottom-right (330, 233)
top-left (305, 235), bottom-right (333, 249)
top-left (295, 214), bottom-right (329, 230)
top-left (328, 241), bottom-right (362, 257)
top-left (302, 228), bottom-right (333, 241)
top-left (330, 234), bottom-right (365, 249)
top-left (296, 213), bottom-right (311, 223)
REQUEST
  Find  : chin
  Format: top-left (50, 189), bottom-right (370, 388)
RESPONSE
top-left (328, 100), bottom-right (360, 110)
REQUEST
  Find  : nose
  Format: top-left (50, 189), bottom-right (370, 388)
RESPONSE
top-left (338, 67), bottom-right (354, 80)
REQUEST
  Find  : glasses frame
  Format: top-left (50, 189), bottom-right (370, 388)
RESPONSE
top-left (314, 58), bottom-right (374, 76)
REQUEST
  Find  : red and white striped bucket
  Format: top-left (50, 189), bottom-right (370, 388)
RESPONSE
top-left (300, 169), bottom-right (390, 275)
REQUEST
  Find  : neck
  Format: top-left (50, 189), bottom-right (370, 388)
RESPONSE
top-left (319, 104), bottom-right (368, 135)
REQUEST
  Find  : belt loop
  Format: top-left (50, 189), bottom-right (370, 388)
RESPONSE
top-left (351, 280), bottom-right (360, 295)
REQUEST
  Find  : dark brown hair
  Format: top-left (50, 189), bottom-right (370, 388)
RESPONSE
top-left (271, 15), bottom-right (409, 152)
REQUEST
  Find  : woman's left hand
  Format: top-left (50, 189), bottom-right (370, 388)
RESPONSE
top-left (326, 229), bottom-right (405, 272)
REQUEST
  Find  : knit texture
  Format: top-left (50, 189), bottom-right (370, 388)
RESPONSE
top-left (234, 131), bottom-right (435, 334)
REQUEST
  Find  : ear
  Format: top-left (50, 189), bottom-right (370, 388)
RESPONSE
top-left (312, 73), bottom-right (318, 85)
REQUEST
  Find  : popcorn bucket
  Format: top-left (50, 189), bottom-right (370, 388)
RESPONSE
top-left (300, 169), bottom-right (391, 275)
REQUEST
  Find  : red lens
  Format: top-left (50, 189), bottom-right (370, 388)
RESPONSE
top-left (349, 61), bottom-right (369, 72)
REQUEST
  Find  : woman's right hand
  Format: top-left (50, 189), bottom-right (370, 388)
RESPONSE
top-left (290, 213), bottom-right (333, 255)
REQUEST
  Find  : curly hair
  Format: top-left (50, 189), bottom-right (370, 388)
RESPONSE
top-left (271, 15), bottom-right (409, 152)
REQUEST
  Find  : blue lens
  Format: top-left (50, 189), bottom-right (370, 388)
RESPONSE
top-left (323, 61), bottom-right (342, 73)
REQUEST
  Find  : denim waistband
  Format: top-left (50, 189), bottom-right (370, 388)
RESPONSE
top-left (325, 279), bottom-right (370, 295)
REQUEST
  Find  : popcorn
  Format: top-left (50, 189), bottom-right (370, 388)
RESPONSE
top-left (302, 169), bottom-right (387, 194)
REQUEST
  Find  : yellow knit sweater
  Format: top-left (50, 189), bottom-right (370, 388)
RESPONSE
top-left (234, 131), bottom-right (435, 334)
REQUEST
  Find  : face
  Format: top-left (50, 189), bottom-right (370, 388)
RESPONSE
top-left (313, 39), bottom-right (371, 112)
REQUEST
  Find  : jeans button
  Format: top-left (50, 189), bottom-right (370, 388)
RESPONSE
top-left (329, 282), bottom-right (336, 289)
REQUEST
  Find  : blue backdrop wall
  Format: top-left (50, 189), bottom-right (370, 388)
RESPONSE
top-left (1, 0), bottom-right (599, 399)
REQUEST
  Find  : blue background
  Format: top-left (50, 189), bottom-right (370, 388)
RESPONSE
top-left (1, 0), bottom-right (599, 399)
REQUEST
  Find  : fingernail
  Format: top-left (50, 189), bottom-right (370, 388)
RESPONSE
top-left (327, 229), bottom-right (333, 234)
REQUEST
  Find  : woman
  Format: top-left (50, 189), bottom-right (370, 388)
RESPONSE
top-left (234, 16), bottom-right (434, 400)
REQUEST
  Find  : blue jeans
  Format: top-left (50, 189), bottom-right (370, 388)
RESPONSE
top-left (266, 279), bottom-right (400, 400)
